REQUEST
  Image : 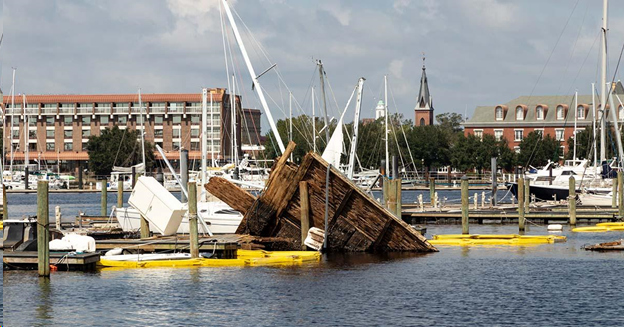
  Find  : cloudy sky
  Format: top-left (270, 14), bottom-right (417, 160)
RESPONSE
top-left (1, 0), bottom-right (624, 131)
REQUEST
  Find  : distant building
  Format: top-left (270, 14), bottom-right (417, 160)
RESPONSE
top-left (1, 89), bottom-right (243, 173)
top-left (414, 59), bottom-right (434, 126)
top-left (375, 100), bottom-right (385, 119)
top-left (463, 81), bottom-right (624, 155)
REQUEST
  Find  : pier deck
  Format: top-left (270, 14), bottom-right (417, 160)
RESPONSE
top-left (3, 251), bottom-right (100, 271)
top-left (95, 235), bottom-right (240, 258)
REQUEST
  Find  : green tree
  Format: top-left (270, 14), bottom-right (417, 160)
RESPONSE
top-left (436, 112), bottom-right (464, 133)
top-left (517, 132), bottom-right (561, 167)
top-left (409, 124), bottom-right (451, 169)
top-left (86, 125), bottom-right (155, 176)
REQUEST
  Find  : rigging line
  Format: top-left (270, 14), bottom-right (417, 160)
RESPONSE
top-left (558, 0), bottom-right (590, 95)
top-left (389, 84), bottom-right (419, 178)
top-left (525, 0), bottom-right (580, 106)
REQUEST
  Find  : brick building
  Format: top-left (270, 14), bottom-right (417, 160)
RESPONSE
top-left (463, 82), bottom-right (624, 156)
top-left (1, 89), bottom-right (247, 172)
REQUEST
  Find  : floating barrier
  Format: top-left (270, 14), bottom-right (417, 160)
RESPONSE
top-left (572, 222), bottom-right (624, 233)
top-left (97, 250), bottom-right (321, 269)
top-left (428, 234), bottom-right (566, 246)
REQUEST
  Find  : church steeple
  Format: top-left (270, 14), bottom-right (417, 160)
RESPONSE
top-left (414, 53), bottom-right (434, 126)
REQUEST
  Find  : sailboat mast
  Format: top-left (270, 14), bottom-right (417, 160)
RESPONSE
top-left (347, 77), bottom-right (365, 179)
top-left (289, 92), bottom-right (293, 162)
top-left (23, 95), bottom-right (28, 169)
top-left (608, 85), bottom-right (624, 164)
top-left (599, 0), bottom-right (608, 162)
top-left (221, 0), bottom-right (286, 155)
top-left (201, 88), bottom-right (208, 187)
top-left (574, 90), bottom-right (577, 161)
top-left (592, 83), bottom-right (597, 168)
top-left (139, 89), bottom-right (146, 176)
top-left (384, 75), bottom-right (389, 177)
top-left (230, 74), bottom-right (237, 165)
top-left (312, 86), bottom-right (316, 153)
top-left (10, 68), bottom-right (15, 173)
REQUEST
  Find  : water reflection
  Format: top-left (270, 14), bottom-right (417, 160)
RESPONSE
top-left (36, 277), bottom-right (53, 324)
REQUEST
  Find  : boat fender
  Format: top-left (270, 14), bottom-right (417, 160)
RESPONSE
top-left (547, 224), bottom-right (563, 231)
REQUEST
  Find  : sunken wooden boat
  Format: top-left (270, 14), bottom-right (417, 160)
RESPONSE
top-left (583, 240), bottom-right (624, 251)
top-left (206, 142), bottom-right (437, 253)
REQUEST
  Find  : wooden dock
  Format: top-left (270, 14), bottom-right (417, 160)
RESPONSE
top-left (3, 251), bottom-right (100, 271)
top-left (95, 235), bottom-right (240, 259)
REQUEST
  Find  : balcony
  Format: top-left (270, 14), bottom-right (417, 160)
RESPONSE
top-left (59, 107), bottom-right (74, 115)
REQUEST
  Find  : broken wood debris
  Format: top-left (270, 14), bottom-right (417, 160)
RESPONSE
top-left (205, 142), bottom-right (437, 253)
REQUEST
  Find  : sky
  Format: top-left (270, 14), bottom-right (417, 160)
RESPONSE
top-left (1, 0), bottom-right (624, 133)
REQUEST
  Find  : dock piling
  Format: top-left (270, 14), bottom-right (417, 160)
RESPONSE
top-left (518, 176), bottom-right (525, 232)
top-left (618, 171), bottom-right (624, 218)
top-left (461, 175), bottom-right (469, 234)
top-left (117, 180), bottom-right (123, 209)
top-left (613, 177), bottom-right (618, 208)
top-left (188, 182), bottom-right (199, 258)
top-left (429, 177), bottom-right (435, 207)
top-left (55, 206), bottom-right (61, 230)
top-left (131, 166), bottom-right (136, 188)
top-left (491, 157), bottom-right (497, 206)
top-left (300, 181), bottom-right (310, 250)
top-left (3, 184), bottom-right (7, 220)
top-left (37, 181), bottom-right (50, 277)
top-left (100, 180), bottom-right (107, 217)
top-left (524, 177), bottom-right (530, 213)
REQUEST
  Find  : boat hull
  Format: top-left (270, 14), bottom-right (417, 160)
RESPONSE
top-left (508, 182), bottom-right (572, 201)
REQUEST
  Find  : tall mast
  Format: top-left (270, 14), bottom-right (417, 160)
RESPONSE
top-left (139, 89), bottom-right (146, 176)
top-left (599, 0), bottom-right (608, 162)
top-left (201, 88), bottom-right (208, 189)
top-left (574, 90), bottom-right (577, 161)
top-left (312, 86), bottom-right (316, 153)
top-left (347, 77), bottom-right (365, 179)
top-left (317, 60), bottom-right (330, 251)
top-left (230, 74), bottom-right (236, 165)
top-left (592, 83), bottom-right (597, 168)
top-left (384, 75), bottom-right (389, 176)
top-left (289, 92), bottom-right (293, 162)
top-left (608, 85), bottom-right (624, 164)
top-left (10, 68), bottom-right (15, 173)
top-left (221, 0), bottom-right (285, 155)
top-left (318, 61), bottom-right (330, 149)
top-left (23, 94), bottom-right (28, 169)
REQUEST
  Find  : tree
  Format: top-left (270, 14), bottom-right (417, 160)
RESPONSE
top-left (517, 132), bottom-right (561, 168)
top-left (86, 125), bottom-right (155, 176)
top-left (409, 124), bottom-right (451, 169)
top-left (436, 113), bottom-right (464, 133)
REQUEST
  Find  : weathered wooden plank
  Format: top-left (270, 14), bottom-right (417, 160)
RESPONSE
top-left (204, 177), bottom-right (257, 215)
top-left (328, 189), bottom-right (354, 227)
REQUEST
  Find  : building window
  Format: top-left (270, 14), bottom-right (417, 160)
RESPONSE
top-left (117, 116), bottom-right (127, 125)
top-left (46, 142), bottom-right (55, 151)
top-left (494, 129), bottom-right (503, 141)
top-left (64, 116), bottom-right (73, 125)
top-left (64, 142), bottom-right (73, 151)
top-left (46, 116), bottom-right (54, 125)
top-left (514, 146), bottom-right (520, 154)
top-left (514, 129), bottom-right (523, 141)
top-left (28, 130), bottom-right (36, 139)
top-left (556, 106), bottom-right (564, 120)
top-left (536, 106), bottom-right (544, 120)
top-left (172, 141), bottom-right (181, 151)
top-left (83, 142), bottom-right (89, 151)
top-left (577, 106), bottom-right (585, 119)
top-left (64, 130), bottom-right (73, 139)
top-left (190, 115), bottom-right (200, 124)
top-left (191, 128), bottom-right (200, 138)
top-left (82, 129), bottom-right (91, 138)
top-left (27, 118), bottom-right (36, 127)
top-left (154, 129), bottom-right (163, 138)
top-left (169, 102), bottom-right (184, 113)
top-left (495, 107), bottom-right (503, 120)
top-left (555, 129), bottom-right (565, 141)
top-left (560, 146), bottom-right (565, 158)
top-left (534, 129), bottom-right (544, 137)
top-left (172, 115), bottom-right (182, 124)
top-left (172, 129), bottom-right (181, 138)
top-left (100, 116), bottom-right (109, 124)
top-left (516, 106), bottom-right (524, 120)
top-left (46, 130), bottom-right (55, 138)
top-left (82, 116), bottom-right (91, 125)
top-left (190, 142), bottom-right (200, 151)
top-left (155, 116), bottom-right (164, 125)
top-left (474, 129), bottom-right (483, 140)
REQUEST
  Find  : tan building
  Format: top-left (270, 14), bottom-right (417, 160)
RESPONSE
top-left (1, 89), bottom-right (245, 172)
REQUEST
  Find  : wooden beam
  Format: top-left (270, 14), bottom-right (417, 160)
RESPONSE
top-left (204, 177), bottom-right (257, 216)
top-left (328, 189), bottom-right (354, 228)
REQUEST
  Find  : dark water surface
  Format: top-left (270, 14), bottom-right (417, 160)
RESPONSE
top-left (3, 192), bottom-right (624, 326)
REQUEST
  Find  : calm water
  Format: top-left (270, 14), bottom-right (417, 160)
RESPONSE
top-left (3, 192), bottom-right (624, 326)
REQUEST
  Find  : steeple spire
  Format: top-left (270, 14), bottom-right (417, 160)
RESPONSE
top-left (416, 53), bottom-right (431, 110)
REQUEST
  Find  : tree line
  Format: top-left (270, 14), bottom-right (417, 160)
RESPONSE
top-left (264, 112), bottom-right (602, 173)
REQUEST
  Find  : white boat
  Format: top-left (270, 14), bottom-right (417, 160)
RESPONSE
top-left (578, 192), bottom-right (613, 206)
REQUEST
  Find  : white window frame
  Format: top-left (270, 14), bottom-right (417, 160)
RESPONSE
top-left (515, 107), bottom-right (524, 121)
top-left (514, 129), bottom-right (523, 142)
top-left (514, 146), bottom-right (520, 154)
top-left (495, 107), bottom-right (504, 121)
top-left (474, 129), bottom-right (483, 140)
top-left (534, 129), bottom-right (544, 137)
top-left (494, 129), bottom-right (503, 141)
top-left (577, 106), bottom-right (585, 120)
top-left (556, 106), bottom-right (564, 120)
top-left (536, 106), bottom-right (544, 120)
top-left (555, 128), bottom-right (565, 141)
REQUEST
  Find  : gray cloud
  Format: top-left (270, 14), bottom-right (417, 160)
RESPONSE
top-left (2, 0), bottom-right (623, 131)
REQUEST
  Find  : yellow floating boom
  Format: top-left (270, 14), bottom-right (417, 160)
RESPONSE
top-left (572, 222), bottom-right (624, 233)
top-left (429, 234), bottom-right (566, 246)
top-left (97, 250), bottom-right (321, 269)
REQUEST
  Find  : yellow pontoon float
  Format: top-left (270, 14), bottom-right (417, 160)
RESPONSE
top-left (428, 234), bottom-right (566, 246)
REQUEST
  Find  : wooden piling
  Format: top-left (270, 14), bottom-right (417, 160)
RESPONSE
top-left (429, 177), bottom-right (435, 207)
top-left (491, 157), bottom-right (497, 206)
top-left (619, 171), bottom-right (624, 218)
top-left (140, 216), bottom-right (150, 239)
top-left (100, 180), bottom-right (107, 217)
top-left (518, 176), bottom-right (525, 232)
top-left (3, 184), bottom-right (7, 220)
top-left (299, 181), bottom-right (310, 250)
top-left (524, 177), bottom-right (530, 213)
top-left (117, 180), bottom-right (123, 209)
top-left (188, 182), bottom-right (199, 258)
top-left (613, 177), bottom-right (617, 208)
top-left (387, 179), bottom-right (398, 216)
top-left (569, 195), bottom-right (577, 226)
top-left (37, 181), bottom-right (50, 277)
top-left (461, 175), bottom-right (469, 234)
